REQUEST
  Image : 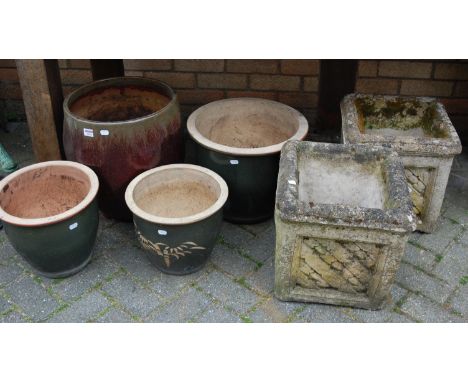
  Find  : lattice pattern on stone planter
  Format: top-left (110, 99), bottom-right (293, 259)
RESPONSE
top-left (294, 237), bottom-right (381, 294)
top-left (404, 167), bottom-right (433, 219)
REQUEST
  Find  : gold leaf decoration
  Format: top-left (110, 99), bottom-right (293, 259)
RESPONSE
top-left (136, 231), bottom-right (206, 267)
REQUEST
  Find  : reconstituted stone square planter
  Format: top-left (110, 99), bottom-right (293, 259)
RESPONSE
top-left (274, 141), bottom-right (416, 309)
top-left (341, 93), bottom-right (462, 233)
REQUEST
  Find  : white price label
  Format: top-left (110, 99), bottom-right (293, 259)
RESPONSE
top-left (83, 128), bottom-right (94, 138)
top-left (69, 222), bottom-right (78, 230)
top-left (158, 229), bottom-right (167, 236)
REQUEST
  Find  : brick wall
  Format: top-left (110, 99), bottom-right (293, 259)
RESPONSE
top-left (1, 59), bottom-right (468, 143)
top-left (0, 59), bottom-right (319, 125)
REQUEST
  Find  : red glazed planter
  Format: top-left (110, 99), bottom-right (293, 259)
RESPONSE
top-left (63, 77), bottom-right (182, 221)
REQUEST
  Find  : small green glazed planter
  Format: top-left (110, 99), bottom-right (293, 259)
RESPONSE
top-left (0, 161), bottom-right (99, 278)
top-left (187, 98), bottom-right (308, 224)
top-left (125, 164), bottom-right (228, 275)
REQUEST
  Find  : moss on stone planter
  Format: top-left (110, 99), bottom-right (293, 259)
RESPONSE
top-left (355, 96), bottom-right (448, 139)
top-left (342, 93), bottom-right (462, 232)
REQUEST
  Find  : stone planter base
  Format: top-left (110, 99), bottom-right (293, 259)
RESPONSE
top-left (341, 94), bottom-right (462, 233)
top-left (274, 142), bottom-right (415, 309)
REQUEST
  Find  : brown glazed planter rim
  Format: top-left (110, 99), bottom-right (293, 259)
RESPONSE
top-left (63, 76), bottom-right (178, 126)
top-left (0, 161), bottom-right (99, 227)
top-left (187, 98), bottom-right (309, 157)
top-left (125, 164), bottom-right (229, 225)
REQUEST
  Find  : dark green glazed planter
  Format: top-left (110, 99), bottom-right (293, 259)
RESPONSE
top-left (194, 145), bottom-right (280, 223)
top-left (187, 98), bottom-right (308, 224)
top-left (0, 161), bottom-right (99, 278)
top-left (63, 76), bottom-right (182, 221)
top-left (125, 164), bottom-right (228, 275)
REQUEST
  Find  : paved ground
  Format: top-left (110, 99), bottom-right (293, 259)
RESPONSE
top-left (0, 122), bottom-right (467, 323)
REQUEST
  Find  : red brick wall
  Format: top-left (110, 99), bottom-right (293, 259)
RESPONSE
top-left (0, 59), bottom-right (319, 124)
top-left (1, 59), bottom-right (468, 143)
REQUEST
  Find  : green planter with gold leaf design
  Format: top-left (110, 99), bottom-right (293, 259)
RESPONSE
top-left (125, 164), bottom-right (228, 275)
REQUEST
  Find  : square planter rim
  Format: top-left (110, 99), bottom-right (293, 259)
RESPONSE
top-left (276, 141), bottom-right (416, 233)
top-left (341, 93), bottom-right (462, 157)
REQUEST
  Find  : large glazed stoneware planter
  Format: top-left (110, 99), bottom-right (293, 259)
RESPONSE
top-left (0, 161), bottom-right (99, 278)
top-left (125, 164), bottom-right (228, 275)
top-left (187, 98), bottom-right (308, 224)
top-left (63, 76), bottom-right (182, 221)
top-left (275, 142), bottom-right (415, 309)
top-left (341, 93), bottom-right (462, 232)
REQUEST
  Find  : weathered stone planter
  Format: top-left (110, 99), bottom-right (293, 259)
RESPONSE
top-left (63, 77), bottom-right (182, 221)
top-left (275, 142), bottom-right (415, 309)
top-left (125, 164), bottom-right (228, 275)
top-left (0, 161), bottom-right (99, 278)
top-left (187, 98), bottom-right (308, 224)
top-left (341, 94), bottom-right (462, 232)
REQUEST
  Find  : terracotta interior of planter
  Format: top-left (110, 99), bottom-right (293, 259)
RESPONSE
top-left (69, 85), bottom-right (171, 122)
top-left (195, 100), bottom-right (300, 148)
top-left (133, 168), bottom-right (221, 219)
top-left (355, 96), bottom-right (449, 139)
top-left (298, 150), bottom-right (387, 209)
top-left (0, 166), bottom-right (91, 219)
